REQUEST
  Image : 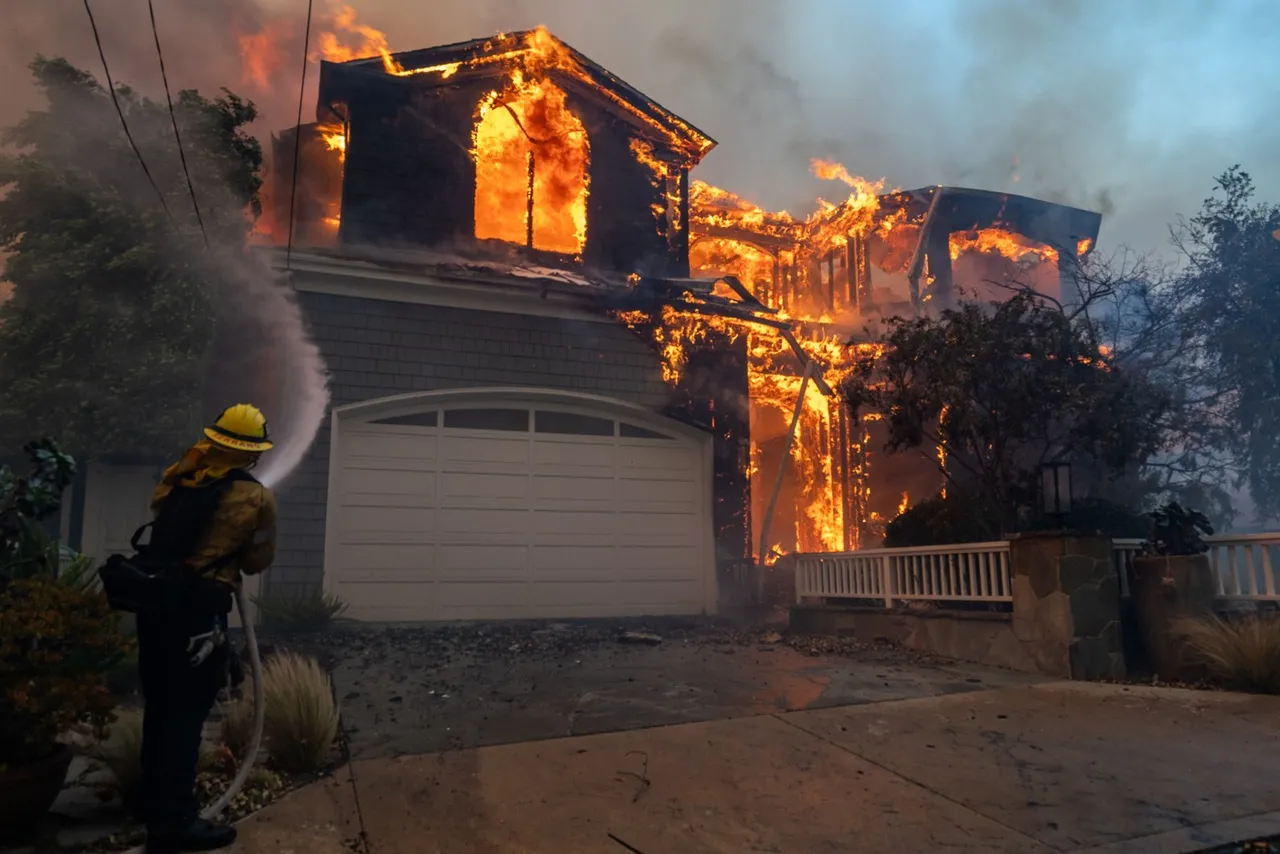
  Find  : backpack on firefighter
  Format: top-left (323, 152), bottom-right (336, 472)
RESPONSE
top-left (97, 468), bottom-right (258, 618)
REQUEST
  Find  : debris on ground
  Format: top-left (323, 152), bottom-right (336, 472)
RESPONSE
top-left (279, 619), bottom-right (954, 672)
top-left (616, 631), bottom-right (663, 645)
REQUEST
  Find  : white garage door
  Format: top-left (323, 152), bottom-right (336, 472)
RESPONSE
top-left (327, 397), bottom-right (714, 621)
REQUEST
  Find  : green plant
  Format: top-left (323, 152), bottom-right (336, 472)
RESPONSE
top-left (0, 439), bottom-right (77, 581)
top-left (1177, 613), bottom-right (1280, 694)
top-left (1148, 501), bottom-right (1214, 556)
top-left (261, 652), bottom-right (338, 774)
top-left (56, 548), bottom-right (99, 592)
top-left (254, 589), bottom-right (349, 635)
top-left (0, 577), bottom-right (132, 765)
top-left (883, 491), bottom-right (1002, 547)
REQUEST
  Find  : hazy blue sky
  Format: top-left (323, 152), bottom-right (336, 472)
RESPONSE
top-left (5, 0), bottom-right (1277, 255)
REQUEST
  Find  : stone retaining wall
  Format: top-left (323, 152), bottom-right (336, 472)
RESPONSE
top-left (789, 606), bottom-right (1040, 673)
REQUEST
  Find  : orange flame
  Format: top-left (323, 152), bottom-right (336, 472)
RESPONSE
top-left (949, 228), bottom-right (1059, 266)
top-left (472, 69), bottom-right (590, 255)
top-left (236, 19), bottom-right (291, 90)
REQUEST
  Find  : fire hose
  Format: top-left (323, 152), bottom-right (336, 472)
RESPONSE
top-left (199, 583), bottom-right (264, 820)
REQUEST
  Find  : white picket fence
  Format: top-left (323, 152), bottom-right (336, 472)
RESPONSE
top-left (797, 533), bottom-right (1280, 606)
top-left (794, 541), bottom-right (1013, 607)
top-left (1114, 534), bottom-right (1280, 601)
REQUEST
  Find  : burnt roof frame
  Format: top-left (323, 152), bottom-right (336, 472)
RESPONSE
top-left (328, 29), bottom-right (717, 163)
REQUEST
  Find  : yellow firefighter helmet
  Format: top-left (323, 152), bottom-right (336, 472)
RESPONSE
top-left (205, 403), bottom-right (274, 452)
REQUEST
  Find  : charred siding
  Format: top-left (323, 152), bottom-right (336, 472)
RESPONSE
top-left (667, 334), bottom-right (753, 602)
top-left (339, 78), bottom-right (490, 247)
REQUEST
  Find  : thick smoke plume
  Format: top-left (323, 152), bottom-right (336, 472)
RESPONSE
top-left (0, 12), bottom-right (330, 485)
top-left (4, 0), bottom-right (1276, 257)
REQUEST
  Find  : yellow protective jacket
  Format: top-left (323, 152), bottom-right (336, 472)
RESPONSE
top-left (183, 477), bottom-right (278, 587)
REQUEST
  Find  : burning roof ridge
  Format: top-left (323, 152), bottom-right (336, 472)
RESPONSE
top-left (334, 28), bottom-right (716, 160)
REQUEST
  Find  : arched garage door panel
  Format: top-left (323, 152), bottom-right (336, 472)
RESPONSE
top-left (328, 399), bottom-right (712, 621)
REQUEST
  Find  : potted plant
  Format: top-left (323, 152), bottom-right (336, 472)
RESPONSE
top-left (1130, 502), bottom-right (1217, 681)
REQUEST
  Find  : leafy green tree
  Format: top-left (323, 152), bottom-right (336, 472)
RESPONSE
top-left (1173, 167), bottom-right (1280, 516)
top-left (843, 293), bottom-right (1171, 530)
top-left (0, 57), bottom-right (262, 458)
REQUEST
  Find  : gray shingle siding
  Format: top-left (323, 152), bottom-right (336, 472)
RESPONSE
top-left (265, 290), bottom-right (669, 599)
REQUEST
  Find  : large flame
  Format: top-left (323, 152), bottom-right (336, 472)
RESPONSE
top-left (949, 228), bottom-right (1059, 266)
top-left (473, 72), bottom-right (590, 255)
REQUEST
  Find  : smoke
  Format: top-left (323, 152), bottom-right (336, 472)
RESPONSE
top-left (211, 254), bottom-right (331, 490)
top-left (0, 10), bottom-right (330, 486)
top-left (5, 0), bottom-right (1276, 258)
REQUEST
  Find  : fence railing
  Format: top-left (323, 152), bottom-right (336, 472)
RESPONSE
top-left (794, 541), bottom-right (1013, 607)
top-left (1208, 534), bottom-right (1280, 600)
top-left (797, 533), bottom-right (1280, 607)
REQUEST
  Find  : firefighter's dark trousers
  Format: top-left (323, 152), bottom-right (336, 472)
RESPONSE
top-left (136, 611), bottom-right (227, 832)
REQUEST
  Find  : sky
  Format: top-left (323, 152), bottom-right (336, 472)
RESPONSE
top-left (2, 0), bottom-right (1278, 257)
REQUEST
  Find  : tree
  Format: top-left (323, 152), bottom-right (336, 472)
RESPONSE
top-left (0, 57), bottom-right (262, 458)
top-left (1172, 167), bottom-right (1280, 516)
top-left (843, 293), bottom-right (1171, 530)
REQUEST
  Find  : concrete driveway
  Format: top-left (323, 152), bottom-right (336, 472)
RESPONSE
top-left (222, 682), bottom-right (1280, 853)
top-left (283, 619), bottom-right (1044, 758)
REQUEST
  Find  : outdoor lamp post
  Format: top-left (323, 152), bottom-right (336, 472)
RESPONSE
top-left (1041, 461), bottom-right (1073, 519)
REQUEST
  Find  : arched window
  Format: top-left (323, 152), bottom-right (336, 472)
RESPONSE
top-left (473, 77), bottom-right (589, 256)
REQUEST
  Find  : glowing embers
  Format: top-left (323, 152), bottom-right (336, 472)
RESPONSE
top-left (473, 75), bottom-right (589, 256)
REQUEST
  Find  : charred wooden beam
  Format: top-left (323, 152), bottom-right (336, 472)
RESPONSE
top-left (924, 222), bottom-right (954, 310)
top-left (690, 223), bottom-right (797, 253)
top-left (827, 252), bottom-right (836, 310)
top-left (845, 236), bottom-right (858, 311)
top-left (906, 190), bottom-right (943, 315)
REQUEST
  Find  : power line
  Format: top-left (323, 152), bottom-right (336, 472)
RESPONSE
top-left (147, 0), bottom-right (208, 247)
top-left (82, 0), bottom-right (173, 222)
top-left (285, 0), bottom-right (316, 271)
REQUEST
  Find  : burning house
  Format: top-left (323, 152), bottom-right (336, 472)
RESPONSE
top-left (246, 27), bottom-right (1102, 622)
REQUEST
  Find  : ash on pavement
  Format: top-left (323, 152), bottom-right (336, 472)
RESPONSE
top-left (273, 617), bottom-right (1044, 759)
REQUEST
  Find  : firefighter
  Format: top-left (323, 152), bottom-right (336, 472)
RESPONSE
top-left (138, 404), bottom-right (277, 853)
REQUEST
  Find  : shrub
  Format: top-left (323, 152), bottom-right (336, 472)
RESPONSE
top-left (261, 652), bottom-right (338, 773)
top-left (219, 683), bottom-right (257, 761)
top-left (1149, 502), bottom-right (1214, 556)
top-left (0, 576), bottom-right (132, 765)
top-left (254, 589), bottom-right (349, 635)
top-left (1177, 613), bottom-right (1280, 694)
top-left (883, 492), bottom-right (1002, 548)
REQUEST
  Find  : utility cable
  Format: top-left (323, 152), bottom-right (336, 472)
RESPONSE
top-left (82, 0), bottom-right (173, 222)
top-left (147, 0), bottom-right (208, 248)
top-left (285, 0), bottom-right (316, 271)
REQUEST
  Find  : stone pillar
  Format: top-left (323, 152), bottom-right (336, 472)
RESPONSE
top-left (1009, 533), bottom-right (1126, 680)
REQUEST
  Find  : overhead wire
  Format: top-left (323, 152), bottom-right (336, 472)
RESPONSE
top-left (82, 0), bottom-right (173, 222)
top-left (285, 0), bottom-right (317, 271)
top-left (147, 0), bottom-right (208, 247)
